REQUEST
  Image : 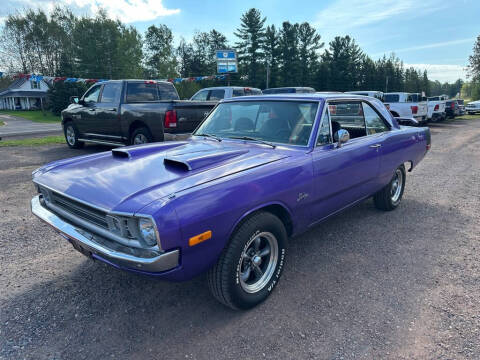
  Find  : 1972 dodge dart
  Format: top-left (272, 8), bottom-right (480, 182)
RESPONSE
top-left (31, 94), bottom-right (430, 309)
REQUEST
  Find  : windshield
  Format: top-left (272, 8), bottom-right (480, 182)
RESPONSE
top-left (384, 94), bottom-right (399, 102)
top-left (194, 101), bottom-right (319, 146)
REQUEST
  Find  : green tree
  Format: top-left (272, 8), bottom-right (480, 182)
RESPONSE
top-left (468, 35), bottom-right (480, 80)
top-left (234, 8), bottom-right (266, 87)
top-left (297, 22), bottom-right (323, 87)
top-left (262, 25), bottom-right (280, 88)
top-left (278, 21), bottom-right (300, 86)
top-left (144, 24), bottom-right (177, 79)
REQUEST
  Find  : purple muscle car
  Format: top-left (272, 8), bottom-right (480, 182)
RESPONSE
top-left (31, 94), bottom-right (431, 309)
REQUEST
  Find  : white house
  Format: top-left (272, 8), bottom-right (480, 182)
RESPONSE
top-left (0, 78), bottom-right (49, 110)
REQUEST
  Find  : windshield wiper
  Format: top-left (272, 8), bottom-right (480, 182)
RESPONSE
top-left (228, 136), bottom-right (276, 148)
top-left (195, 133), bottom-right (222, 142)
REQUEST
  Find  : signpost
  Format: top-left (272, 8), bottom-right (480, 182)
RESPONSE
top-left (216, 50), bottom-right (237, 85)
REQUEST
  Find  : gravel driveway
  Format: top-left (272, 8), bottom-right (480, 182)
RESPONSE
top-left (1, 119), bottom-right (479, 359)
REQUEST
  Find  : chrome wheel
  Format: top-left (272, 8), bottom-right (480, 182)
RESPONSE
top-left (239, 231), bottom-right (279, 294)
top-left (133, 133), bottom-right (148, 144)
top-left (66, 125), bottom-right (76, 146)
top-left (390, 168), bottom-right (403, 204)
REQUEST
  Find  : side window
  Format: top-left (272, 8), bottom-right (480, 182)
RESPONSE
top-left (316, 108), bottom-right (332, 145)
top-left (191, 90), bottom-right (208, 101)
top-left (208, 89), bottom-right (225, 101)
top-left (126, 82), bottom-right (158, 102)
top-left (232, 89), bottom-right (244, 97)
top-left (100, 83), bottom-right (122, 103)
top-left (363, 102), bottom-right (389, 135)
top-left (329, 102), bottom-right (366, 139)
top-left (157, 83), bottom-right (179, 100)
top-left (83, 85), bottom-right (101, 103)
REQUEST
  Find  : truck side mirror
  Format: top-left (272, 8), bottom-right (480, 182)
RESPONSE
top-left (70, 96), bottom-right (79, 104)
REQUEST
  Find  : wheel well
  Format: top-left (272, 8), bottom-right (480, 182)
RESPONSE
top-left (129, 121), bottom-right (148, 137)
top-left (62, 118), bottom-right (72, 126)
top-left (235, 204), bottom-right (293, 238)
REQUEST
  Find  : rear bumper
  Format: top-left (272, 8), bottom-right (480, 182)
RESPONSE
top-left (31, 195), bottom-right (179, 273)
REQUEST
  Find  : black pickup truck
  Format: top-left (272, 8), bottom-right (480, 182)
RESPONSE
top-left (61, 80), bottom-right (216, 148)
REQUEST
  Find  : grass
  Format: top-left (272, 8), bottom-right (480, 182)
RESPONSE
top-left (0, 135), bottom-right (65, 147)
top-left (0, 110), bottom-right (60, 123)
top-left (0, 120), bottom-right (4, 126)
top-left (455, 114), bottom-right (479, 120)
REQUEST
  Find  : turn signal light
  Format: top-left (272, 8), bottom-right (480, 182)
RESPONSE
top-left (189, 231), bottom-right (212, 247)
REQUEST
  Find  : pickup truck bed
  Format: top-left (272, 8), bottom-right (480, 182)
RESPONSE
top-left (61, 80), bottom-right (216, 148)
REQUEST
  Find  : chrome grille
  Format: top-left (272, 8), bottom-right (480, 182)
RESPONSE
top-left (49, 191), bottom-right (109, 229)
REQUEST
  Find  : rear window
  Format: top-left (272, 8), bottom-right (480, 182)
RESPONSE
top-left (428, 97), bottom-right (440, 101)
top-left (209, 89), bottom-right (225, 101)
top-left (232, 89), bottom-right (244, 97)
top-left (126, 82), bottom-right (158, 102)
top-left (246, 88), bottom-right (262, 95)
top-left (384, 94), bottom-right (399, 103)
top-left (457, 99), bottom-right (464, 105)
top-left (157, 83), bottom-right (179, 100)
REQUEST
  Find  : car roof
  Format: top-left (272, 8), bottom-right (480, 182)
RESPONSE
top-left (221, 93), bottom-right (379, 102)
top-left (196, 86), bottom-right (260, 90)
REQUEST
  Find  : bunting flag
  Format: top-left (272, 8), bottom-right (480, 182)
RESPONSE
top-left (0, 72), bottom-right (229, 84)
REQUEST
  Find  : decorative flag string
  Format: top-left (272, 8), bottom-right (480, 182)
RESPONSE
top-left (0, 72), bottom-right (227, 84)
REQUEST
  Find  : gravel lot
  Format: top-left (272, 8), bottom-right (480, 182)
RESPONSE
top-left (1, 119), bottom-right (479, 359)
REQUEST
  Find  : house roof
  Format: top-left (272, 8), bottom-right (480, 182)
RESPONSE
top-left (0, 78), bottom-right (48, 97)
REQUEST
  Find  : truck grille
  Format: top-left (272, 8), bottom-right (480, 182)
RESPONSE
top-left (48, 190), bottom-right (109, 229)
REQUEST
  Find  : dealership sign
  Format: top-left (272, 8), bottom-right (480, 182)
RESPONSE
top-left (216, 50), bottom-right (238, 74)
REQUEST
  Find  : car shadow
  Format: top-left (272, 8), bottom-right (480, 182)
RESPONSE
top-left (1, 197), bottom-right (468, 359)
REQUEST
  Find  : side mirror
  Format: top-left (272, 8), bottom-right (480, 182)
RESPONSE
top-left (395, 117), bottom-right (419, 126)
top-left (334, 129), bottom-right (350, 147)
top-left (70, 96), bottom-right (79, 104)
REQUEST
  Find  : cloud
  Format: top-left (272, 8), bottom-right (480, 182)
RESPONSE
top-left (405, 63), bottom-right (467, 83)
top-left (373, 38), bottom-right (475, 56)
top-left (0, 0), bottom-right (180, 23)
top-left (315, 0), bottom-right (446, 38)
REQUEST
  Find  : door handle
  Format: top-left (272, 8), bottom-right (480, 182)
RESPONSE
top-left (109, 108), bottom-right (117, 111)
top-left (369, 144), bottom-right (382, 148)
top-left (89, 108), bottom-right (96, 111)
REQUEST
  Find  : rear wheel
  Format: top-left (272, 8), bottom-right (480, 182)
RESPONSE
top-left (130, 127), bottom-right (153, 145)
top-left (374, 165), bottom-right (406, 211)
top-left (64, 122), bottom-right (84, 149)
top-left (207, 212), bottom-right (287, 310)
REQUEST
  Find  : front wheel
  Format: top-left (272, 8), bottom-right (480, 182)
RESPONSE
top-left (207, 212), bottom-right (287, 310)
top-left (64, 122), bottom-right (84, 149)
top-left (373, 165), bottom-right (406, 211)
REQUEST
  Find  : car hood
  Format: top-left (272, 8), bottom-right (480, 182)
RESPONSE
top-left (33, 140), bottom-right (290, 213)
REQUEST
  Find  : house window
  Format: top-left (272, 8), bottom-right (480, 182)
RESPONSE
top-left (31, 80), bottom-right (40, 89)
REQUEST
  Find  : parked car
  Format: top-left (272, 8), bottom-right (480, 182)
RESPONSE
top-left (466, 100), bottom-right (480, 114)
top-left (190, 86), bottom-right (262, 101)
top-left (32, 94), bottom-right (430, 310)
top-left (262, 87), bottom-right (315, 94)
top-left (456, 99), bottom-right (465, 115)
top-left (62, 80), bottom-right (216, 148)
top-left (426, 96), bottom-right (447, 122)
top-left (345, 91), bottom-right (384, 101)
top-left (445, 100), bottom-right (460, 118)
top-left (383, 92), bottom-right (428, 124)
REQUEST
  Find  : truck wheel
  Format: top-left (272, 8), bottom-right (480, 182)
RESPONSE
top-left (131, 127), bottom-right (153, 145)
top-left (64, 122), bottom-right (84, 149)
top-left (374, 165), bottom-right (406, 211)
top-left (207, 212), bottom-right (287, 310)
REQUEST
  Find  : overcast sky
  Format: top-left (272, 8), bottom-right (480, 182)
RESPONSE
top-left (2, 0), bottom-right (478, 83)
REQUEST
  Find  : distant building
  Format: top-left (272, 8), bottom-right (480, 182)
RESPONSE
top-left (0, 78), bottom-right (49, 110)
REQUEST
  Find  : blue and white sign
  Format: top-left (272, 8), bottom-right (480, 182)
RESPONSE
top-left (216, 50), bottom-right (237, 73)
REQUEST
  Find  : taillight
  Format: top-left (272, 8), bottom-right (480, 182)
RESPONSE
top-left (385, 104), bottom-right (390, 110)
top-left (451, 102), bottom-right (455, 109)
top-left (434, 104), bottom-right (439, 111)
top-left (411, 105), bottom-right (418, 114)
top-left (164, 110), bottom-right (177, 128)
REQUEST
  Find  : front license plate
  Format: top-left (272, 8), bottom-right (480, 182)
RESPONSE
top-left (68, 237), bottom-right (92, 258)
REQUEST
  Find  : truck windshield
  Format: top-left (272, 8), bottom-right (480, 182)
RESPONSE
top-left (384, 94), bottom-right (399, 102)
top-left (194, 101), bottom-right (319, 146)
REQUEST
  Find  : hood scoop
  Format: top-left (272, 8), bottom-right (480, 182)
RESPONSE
top-left (112, 142), bottom-right (188, 159)
top-left (164, 149), bottom-right (249, 171)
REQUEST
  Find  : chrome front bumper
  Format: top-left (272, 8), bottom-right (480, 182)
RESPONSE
top-left (31, 195), bottom-right (179, 273)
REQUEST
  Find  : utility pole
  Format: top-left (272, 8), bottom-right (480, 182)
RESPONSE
top-left (385, 76), bottom-right (389, 93)
top-left (266, 62), bottom-right (270, 89)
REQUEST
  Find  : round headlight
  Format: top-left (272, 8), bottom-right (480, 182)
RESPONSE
top-left (138, 218), bottom-right (157, 246)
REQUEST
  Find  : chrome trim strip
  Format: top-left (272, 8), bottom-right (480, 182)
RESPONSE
top-left (31, 195), bottom-right (178, 272)
top-left (77, 138), bottom-right (124, 147)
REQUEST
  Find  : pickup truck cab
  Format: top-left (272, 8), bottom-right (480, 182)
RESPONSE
top-left (262, 87), bottom-right (315, 94)
top-left (190, 86), bottom-right (262, 101)
top-left (426, 95), bottom-right (447, 122)
top-left (62, 80), bottom-right (216, 148)
top-left (384, 92), bottom-right (428, 124)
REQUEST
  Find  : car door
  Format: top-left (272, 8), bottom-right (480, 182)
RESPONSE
top-left (310, 100), bottom-right (383, 223)
top-left (76, 84), bottom-right (102, 135)
top-left (93, 82), bottom-right (123, 140)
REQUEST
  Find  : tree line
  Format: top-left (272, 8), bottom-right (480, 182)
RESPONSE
top-left (0, 7), bottom-right (466, 98)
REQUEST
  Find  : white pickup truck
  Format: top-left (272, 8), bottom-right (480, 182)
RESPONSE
top-left (427, 95), bottom-right (447, 122)
top-left (384, 92), bottom-right (428, 124)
